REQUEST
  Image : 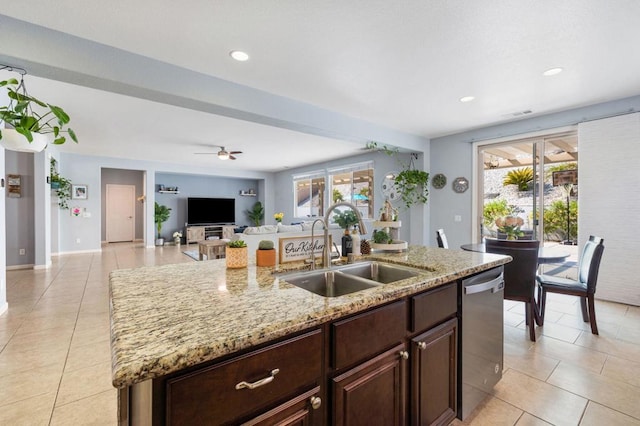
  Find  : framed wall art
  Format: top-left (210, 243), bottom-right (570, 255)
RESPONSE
top-left (72, 184), bottom-right (88, 200)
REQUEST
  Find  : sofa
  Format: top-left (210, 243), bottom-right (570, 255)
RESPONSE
top-left (230, 222), bottom-right (345, 264)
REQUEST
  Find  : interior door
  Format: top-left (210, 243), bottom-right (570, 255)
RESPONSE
top-left (106, 184), bottom-right (135, 242)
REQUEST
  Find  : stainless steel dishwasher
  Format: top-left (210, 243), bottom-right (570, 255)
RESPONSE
top-left (460, 266), bottom-right (504, 420)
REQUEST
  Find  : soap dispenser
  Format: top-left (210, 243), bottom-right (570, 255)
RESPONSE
top-left (351, 225), bottom-right (361, 256)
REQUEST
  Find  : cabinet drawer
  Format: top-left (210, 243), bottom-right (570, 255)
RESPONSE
top-left (332, 301), bottom-right (406, 370)
top-left (166, 329), bottom-right (322, 425)
top-left (411, 282), bottom-right (457, 332)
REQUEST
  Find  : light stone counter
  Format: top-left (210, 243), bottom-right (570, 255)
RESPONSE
top-left (110, 245), bottom-right (509, 388)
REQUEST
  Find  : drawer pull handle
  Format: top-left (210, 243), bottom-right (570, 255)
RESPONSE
top-left (235, 369), bottom-right (280, 390)
top-left (399, 350), bottom-right (409, 360)
top-left (417, 341), bottom-right (427, 350)
top-left (310, 396), bottom-right (322, 410)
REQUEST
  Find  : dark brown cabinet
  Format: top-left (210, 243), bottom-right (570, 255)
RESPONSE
top-left (332, 344), bottom-right (408, 426)
top-left (156, 282), bottom-right (461, 426)
top-left (410, 318), bottom-right (458, 426)
top-left (165, 329), bottom-right (323, 425)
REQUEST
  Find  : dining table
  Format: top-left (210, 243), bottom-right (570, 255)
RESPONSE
top-left (460, 242), bottom-right (570, 264)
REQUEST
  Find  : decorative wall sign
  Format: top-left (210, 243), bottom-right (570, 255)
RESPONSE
top-left (453, 177), bottom-right (469, 193)
top-left (432, 173), bottom-right (447, 189)
top-left (278, 235), bottom-right (332, 264)
top-left (72, 184), bottom-right (88, 200)
top-left (7, 174), bottom-right (21, 198)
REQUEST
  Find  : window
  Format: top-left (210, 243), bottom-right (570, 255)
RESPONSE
top-left (293, 171), bottom-right (325, 218)
top-left (329, 161), bottom-right (374, 219)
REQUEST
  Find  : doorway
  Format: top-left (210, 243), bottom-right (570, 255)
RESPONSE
top-left (474, 131), bottom-right (578, 246)
top-left (106, 184), bottom-right (136, 242)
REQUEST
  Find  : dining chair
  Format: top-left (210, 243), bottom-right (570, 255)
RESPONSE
top-left (485, 238), bottom-right (540, 341)
top-left (436, 229), bottom-right (449, 249)
top-left (537, 235), bottom-right (605, 335)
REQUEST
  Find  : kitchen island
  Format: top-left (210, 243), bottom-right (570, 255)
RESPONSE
top-left (110, 246), bottom-right (509, 425)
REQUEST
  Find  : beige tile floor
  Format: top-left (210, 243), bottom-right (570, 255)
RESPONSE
top-left (0, 242), bottom-right (638, 425)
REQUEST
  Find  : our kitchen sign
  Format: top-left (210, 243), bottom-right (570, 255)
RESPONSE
top-left (278, 235), bottom-right (332, 264)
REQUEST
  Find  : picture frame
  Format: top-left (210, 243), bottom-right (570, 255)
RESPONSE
top-left (72, 184), bottom-right (88, 200)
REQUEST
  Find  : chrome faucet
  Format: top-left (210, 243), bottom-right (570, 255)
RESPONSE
top-left (309, 218), bottom-right (326, 270)
top-left (322, 202), bottom-right (368, 269)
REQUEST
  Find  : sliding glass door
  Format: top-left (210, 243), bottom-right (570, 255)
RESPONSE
top-left (475, 131), bottom-right (578, 245)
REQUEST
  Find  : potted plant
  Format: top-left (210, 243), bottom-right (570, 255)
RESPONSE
top-left (154, 202), bottom-right (171, 246)
top-left (256, 240), bottom-right (276, 267)
top-left (394, 168), bottom-right (429, 210)
top-left (173, 231), bottom-right (182, 245)
top-left (246, 201), bottom-right (264, 226)
top-left (226, 240), bottom-right (248, 268)
top-left (0, 75), bottom-right (78, 152)
top-left (333, 210), bottom-right (359, 231)
top-left (49, 158), bottom-right (72, 209)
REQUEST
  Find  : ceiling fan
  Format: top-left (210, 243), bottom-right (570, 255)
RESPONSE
top-left (195, 145), bottom-right (243, 160)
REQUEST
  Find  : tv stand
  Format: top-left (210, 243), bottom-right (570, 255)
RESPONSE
top-left (186, 224), bottom-right (236, 245)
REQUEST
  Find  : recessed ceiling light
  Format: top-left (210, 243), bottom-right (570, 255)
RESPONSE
top-left (543, 67), bottom-right (563, 76)
top-left (459, 96), bottom-right (475, 103)
top-left (229, 50), bottom-right (250, 62)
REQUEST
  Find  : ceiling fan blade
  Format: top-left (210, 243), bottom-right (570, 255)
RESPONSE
top-left (229, 151), bottom-right (243, 155)
top-left (194, 152), bottom-right (217, 155)
top-left (229, 155), bottom-right (237, 160)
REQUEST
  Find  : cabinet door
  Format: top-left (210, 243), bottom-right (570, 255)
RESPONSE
top-left (410, 318), bottom-right (457, 426)
top-left (242, 387), bottom-right (322, 426)
top-left (332, 343), bottom-right (407, 426)
top-left (187, 226), bottom-right (205, 243)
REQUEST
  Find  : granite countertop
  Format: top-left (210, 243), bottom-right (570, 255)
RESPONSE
top-left (109, 245), bottom-right (509, 388)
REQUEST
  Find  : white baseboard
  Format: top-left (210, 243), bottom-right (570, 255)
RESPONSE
top-left (34, 262), bottom-right (52, 270)
top-left (53, 248), bottom-right (103, 256)
top-left (6, 264), bottom-right (35, 270)
top-left (0, 302), bottom-right (8, 316)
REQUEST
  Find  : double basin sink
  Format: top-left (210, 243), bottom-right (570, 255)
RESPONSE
top-left (279, 261), bottom-right (422, 297)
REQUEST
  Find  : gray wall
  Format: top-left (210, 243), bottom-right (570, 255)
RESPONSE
top-left (430, 95), bottom-right (640, 250)
top-left (4, 151), bottom-right (35, 266)
top-left (155, 172), bottom-right (261, 239)
top-left (101, 168), bottom-right (145, 241)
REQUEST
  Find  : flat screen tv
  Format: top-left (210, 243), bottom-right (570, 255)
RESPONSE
top-left (187, 197), bottom-right (235, 225)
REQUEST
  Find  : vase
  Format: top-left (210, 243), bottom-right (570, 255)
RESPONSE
top-left (506, 234), bottom-right (517, 241)
top-left (226, 247), bottom-right (248, 268)
top-left (174, 237), bottom-right (181, 245)
top-left (256, 249), bottom-right (276, 267)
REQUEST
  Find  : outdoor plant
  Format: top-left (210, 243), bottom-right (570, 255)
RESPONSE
top-left (333, 210), bottom-right (359, 230)
top-left (154, 202), bottom-right (171, 238)
top-left (542, 200), bottom-right (578, 240)
top-left (0, 76), bottom-right (78, 145)
top-left (332, 188), bottom-right (344, 203)
top-left (495, 216), bottom-right (525, 240)
top-left (246, 201), bottom-right (264, 226)
top-left (503, 167), bottom-right (534, 191)
top-left (227, 240), bottom-right (247, 248)
top-left (482, 199), bottom-right (512, 228)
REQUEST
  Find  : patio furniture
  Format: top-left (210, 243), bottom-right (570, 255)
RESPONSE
top-left (536, 236), bottom-right (605, 335)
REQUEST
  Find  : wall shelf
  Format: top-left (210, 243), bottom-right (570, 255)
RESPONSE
top-left (158, 190), bottom-right (180, 194)
top-left (239, 190), bottom-right (257, 197)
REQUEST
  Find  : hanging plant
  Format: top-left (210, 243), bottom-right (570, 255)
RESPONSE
top-left (368, 142), bottom-right (430, 210)
top-left (394, 168), bottom-right (429, 209)
top-left (0, 65), bottom-right (78, 148)
top-left (50, 157), bottom-right (72, 209)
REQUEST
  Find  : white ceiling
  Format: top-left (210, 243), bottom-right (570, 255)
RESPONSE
top-left (2, 1), bottom-right (640, 172)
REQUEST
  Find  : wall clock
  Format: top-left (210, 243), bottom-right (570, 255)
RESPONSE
top-left (453, 177), bottom-right (469, 193)
top-left (381, 172), bottom-right (400, 203)
top-left (432, 173), bottom-right (446, 189)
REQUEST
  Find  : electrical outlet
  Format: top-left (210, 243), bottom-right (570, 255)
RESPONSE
top-left (454, 215), bottom-right (462, 222)
top-left (19, 248), bottom-right (25, 255)
top-left (76, 238), bottom-right (81, 244)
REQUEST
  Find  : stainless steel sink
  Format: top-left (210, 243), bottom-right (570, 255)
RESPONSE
top-left (279, 261), bottom-right (422, 297)
top-left (335, 261), bottom-right (421, 283)
top-left (280, 269), bottom-right (379, 297)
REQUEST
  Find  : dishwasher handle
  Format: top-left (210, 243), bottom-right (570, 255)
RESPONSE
top-left (464, 273), bottom-right (504, 295)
